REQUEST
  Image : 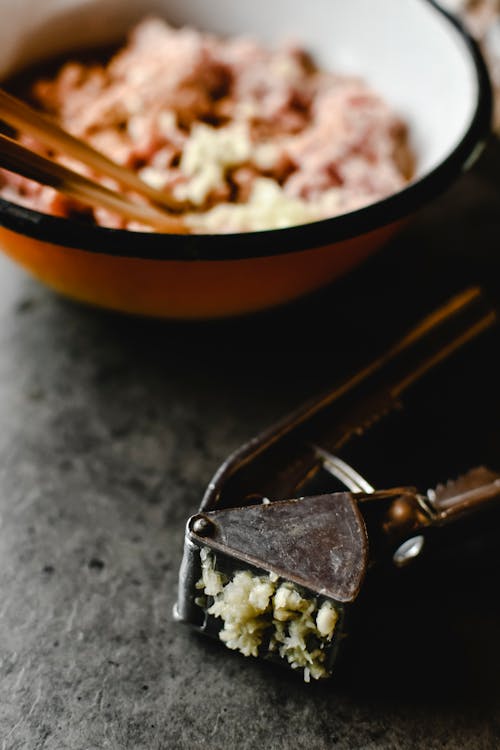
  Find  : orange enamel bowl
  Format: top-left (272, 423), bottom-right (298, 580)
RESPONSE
top-left (0, 222), bottom-right (403, 319)
top-left (0, 0), bottom-right (492, 319)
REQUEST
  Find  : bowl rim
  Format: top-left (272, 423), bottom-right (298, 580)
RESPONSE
top-left (0, 0), bottom-right (493, 263)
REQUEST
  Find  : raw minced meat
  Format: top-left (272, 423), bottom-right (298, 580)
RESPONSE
top-left (0, 17), bottom-right (413, 233)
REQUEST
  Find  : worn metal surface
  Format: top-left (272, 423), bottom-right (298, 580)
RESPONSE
top-left (194, 493), bottom-right (368, 602)
top-left (2, 143), bottom-right (500, 748)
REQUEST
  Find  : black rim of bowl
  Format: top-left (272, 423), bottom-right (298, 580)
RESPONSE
top-left (0, 0), bottom-right (493, 262)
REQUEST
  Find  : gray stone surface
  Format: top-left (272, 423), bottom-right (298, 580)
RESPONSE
top-left (2, 145), bottom-right (500, 749)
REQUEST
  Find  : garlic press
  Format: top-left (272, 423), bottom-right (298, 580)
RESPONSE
top-left (175, 288), bottom-right (500, 681)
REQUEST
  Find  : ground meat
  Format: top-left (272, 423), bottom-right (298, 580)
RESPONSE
top-left (0, 17), bottom-right (413, 233)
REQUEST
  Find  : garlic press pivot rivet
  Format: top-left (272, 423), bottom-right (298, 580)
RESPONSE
top-left (192, 516), bottom-right (214, 537)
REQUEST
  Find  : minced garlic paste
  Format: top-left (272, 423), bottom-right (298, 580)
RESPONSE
top-left (196, 547), bottom-right (339, 681)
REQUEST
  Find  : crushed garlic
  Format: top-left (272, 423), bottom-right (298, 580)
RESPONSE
top-left (196, 548), bottom-right (339, 681)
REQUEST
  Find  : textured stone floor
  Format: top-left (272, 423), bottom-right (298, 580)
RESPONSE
top-left (2, 144), bottom-right (500, 749)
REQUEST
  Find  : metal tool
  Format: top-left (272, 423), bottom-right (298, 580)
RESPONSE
top-left (175, 288), bottom-right (500, 681)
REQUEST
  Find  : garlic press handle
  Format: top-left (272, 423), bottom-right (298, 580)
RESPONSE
top-left (201, 288), bottom-right (496, 513)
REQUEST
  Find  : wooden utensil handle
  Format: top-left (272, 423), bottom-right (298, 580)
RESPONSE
top-left (0, 133), bottom-right (187, 233)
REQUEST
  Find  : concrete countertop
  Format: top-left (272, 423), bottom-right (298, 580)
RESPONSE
top-left (1, 144), bottom-right (500, 750)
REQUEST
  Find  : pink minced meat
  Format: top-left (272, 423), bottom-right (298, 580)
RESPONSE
top-left (0, 17), bottom-right (413, 232)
